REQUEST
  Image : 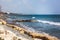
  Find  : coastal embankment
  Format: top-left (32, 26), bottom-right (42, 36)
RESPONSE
top-left (0, 12), bottom-right (60, 40)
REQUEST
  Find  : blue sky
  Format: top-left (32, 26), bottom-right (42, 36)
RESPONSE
top-left (0, 0), bottom-right (60, 14)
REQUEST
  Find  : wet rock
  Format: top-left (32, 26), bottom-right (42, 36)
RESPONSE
top-left (18, 39), bottom-right (21, 40)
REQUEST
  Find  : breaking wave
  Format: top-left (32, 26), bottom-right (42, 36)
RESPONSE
top-left (37, 20), bottom-right (60, 26)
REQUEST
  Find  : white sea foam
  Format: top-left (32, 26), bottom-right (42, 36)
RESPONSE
top-left (32, 17), bottom-right (35, 19)
top-left (37, 20), bottom-right (60, 26)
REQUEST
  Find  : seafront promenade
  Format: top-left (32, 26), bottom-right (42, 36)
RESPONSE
top-left (0, 12), bottom-right (60, 40)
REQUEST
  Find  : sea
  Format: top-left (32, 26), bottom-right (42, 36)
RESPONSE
top-left (7, 14), bottom-right (60, 38)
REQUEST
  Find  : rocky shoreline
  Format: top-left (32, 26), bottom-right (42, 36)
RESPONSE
top-left (0, 12), bottom-right (60, 40)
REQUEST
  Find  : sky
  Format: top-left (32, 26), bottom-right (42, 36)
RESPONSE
top-left (0, 0), bottom-right (60, 14)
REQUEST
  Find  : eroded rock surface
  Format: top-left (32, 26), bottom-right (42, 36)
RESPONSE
top-left (0, 25), bottom-right (31, 40)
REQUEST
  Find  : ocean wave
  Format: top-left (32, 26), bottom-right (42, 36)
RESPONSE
top-left (19, 23), bottom-right (43, 33)
top-left (19, 23), bottom-right (36, 32)
top-left (16, 22), bottom-right (60, 40)
top-left (37, 20), bottom-right (60, 26)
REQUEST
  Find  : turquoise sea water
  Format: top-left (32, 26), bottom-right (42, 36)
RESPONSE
top-left (7, 14), bottom-right (60, 38)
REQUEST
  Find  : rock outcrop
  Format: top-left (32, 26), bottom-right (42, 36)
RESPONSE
top-left (0, 12), bottom-right (60, 40)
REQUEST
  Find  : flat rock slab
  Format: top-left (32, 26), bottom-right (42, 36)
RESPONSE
top-left (0, 25), bottom-right (31, 40)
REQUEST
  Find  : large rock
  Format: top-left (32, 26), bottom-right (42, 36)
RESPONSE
top-left (0, 19), bottom-right (7, 25)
